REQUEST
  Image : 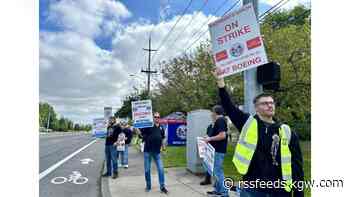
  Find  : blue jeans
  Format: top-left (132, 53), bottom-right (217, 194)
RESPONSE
top-left (122, 144), bottom-right (129, 165)
top-left (116, 145), bottom-right (128, 165)
top-left (105, 145), bottom-right (118, 175)
top-left (144, 152), bottom-right (165, 189)
top-left (213, 152), bottom-right (228, 196)
top-left (240, 188), bottom-right (291, 197)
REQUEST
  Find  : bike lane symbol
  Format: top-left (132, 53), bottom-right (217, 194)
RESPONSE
top-left (51, 171), bottom-right (88, 185)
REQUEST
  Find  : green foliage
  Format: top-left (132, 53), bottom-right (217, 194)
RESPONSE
top-left (39, 102), bottom-right (91, 132)
top-left (117, 6), bottom-right (311, 140)
top-left (115, 89), bottom-right (149, 118)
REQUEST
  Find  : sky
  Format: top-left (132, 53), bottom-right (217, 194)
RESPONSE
top-left (39, 0), bottom-right (310, 124)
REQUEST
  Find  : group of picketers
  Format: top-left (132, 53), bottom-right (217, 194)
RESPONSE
top-left (102, 71), bottom-right (305, 197)
top-left (102, 118), bottom-right (132, 179)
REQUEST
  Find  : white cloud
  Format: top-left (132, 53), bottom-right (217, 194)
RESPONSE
top-left (40, 1), bottom-right (215, 123)
top-left (112, 12), bottom-right (216, 71)
top-left (48, 0), bottom-right (131, 38)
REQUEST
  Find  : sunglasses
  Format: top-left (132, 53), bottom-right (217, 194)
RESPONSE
top-left (154, 116), bottom-right (160, 119)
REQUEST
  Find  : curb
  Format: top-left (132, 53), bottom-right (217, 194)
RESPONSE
top-left (100, 160), bottom-right (112, 197)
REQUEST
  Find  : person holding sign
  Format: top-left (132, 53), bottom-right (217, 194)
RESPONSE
top-left (213, 71), bottom-right (304, 197)
top-left (102, 117), bottom-right (122, 179)
top-left (203, 105), bottom-right (229, 197)
top-left (139, 112), bottom-right (168, 194)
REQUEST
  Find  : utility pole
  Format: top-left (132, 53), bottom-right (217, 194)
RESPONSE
top-left (243, 0), bottom-right (263, 114)
top-left (46, 110), bottom-right (51, 132)
top-left (141, 36), bottom-right (157, 96)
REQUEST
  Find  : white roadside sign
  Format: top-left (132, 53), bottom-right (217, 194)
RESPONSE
top-left (208, 3), bottom-right (268, 78)
top-left (131, 100), bottom-right (154, 128)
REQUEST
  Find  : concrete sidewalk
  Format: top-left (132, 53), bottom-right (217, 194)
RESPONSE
top-left (103, 146), bottom-right (238, 197)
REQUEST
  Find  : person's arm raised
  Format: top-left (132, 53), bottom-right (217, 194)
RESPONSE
top-left (212, 69), bottom-right (250, 131)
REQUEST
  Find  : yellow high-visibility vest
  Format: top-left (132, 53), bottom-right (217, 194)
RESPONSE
top-left (232, 116), bottom-right (293, 192)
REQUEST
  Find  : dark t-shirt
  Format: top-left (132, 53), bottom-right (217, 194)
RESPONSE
top-left (140, 124), bottom-right (165, 154)
top-left (105, 124), bottom-right (122, 145)
top-left (210, 117), bottom-right (228, 153)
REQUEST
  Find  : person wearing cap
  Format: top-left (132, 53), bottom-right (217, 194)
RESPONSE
top-left (203, 105), bottom-right (229, 197)
top-left (102, 116), bottom-right (122, 179)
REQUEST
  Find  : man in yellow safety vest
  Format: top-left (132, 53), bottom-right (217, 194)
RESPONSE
top-left (214, 72), bottom-right (304, 197)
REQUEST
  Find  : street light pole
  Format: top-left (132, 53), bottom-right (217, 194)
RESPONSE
top-left (243, 0), bottom-right (263, 114)
top-left (46, 110), bottom-right (51, 132)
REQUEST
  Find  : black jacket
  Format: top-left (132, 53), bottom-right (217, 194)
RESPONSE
top-left (219, 87), bottom-right (304, 197)
top-left (105, 124), bottom-right (122, 146)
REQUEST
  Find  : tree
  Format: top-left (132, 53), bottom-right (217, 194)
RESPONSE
top-left (39, 102), bottom-right (57, 130)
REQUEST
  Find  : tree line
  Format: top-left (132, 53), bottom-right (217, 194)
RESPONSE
top-left (117, 6), bottom-right (311, 140)
top-left (39, 102), bottom-right (92, 132)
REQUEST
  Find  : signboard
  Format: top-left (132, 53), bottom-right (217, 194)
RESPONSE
top-left (131, 100), bottom-right (154, 128)
top-left (92, 118), bottom-right (107, 137)
top-left (197, 137), bottom-right (206, 158)
top-left (208, 3), bottom-right (268, 78)
top-left (104, 107), bottom-right (113, 120)
top-left (197, 137), bottom-right (215, 175)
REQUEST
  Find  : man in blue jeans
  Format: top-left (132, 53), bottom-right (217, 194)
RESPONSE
top-left (102, 117), bottom-right (122, 179)
top-left (139, 112), bottom-right (168, 194)
top-left (203, 105), bottom-right (229, 197)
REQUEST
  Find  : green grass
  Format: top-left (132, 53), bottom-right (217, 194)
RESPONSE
top-left (161, 141), bottom-right (311, 196)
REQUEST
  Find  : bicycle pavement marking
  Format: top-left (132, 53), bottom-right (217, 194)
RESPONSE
top-left (39, 139), bottom-right (98, 180)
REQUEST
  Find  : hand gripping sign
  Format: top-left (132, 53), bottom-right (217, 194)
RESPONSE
top-left (208, 3), bottom-right (268, 78)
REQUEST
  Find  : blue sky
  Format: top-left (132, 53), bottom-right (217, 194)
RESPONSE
top-left (39, 0), bottom-right (310, 124)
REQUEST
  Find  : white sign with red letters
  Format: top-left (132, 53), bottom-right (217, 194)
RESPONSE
top-left (209, 3), bottom-right (268, 78)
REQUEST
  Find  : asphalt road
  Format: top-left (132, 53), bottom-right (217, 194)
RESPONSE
top-left (39, 132), bottom-right (105, 197)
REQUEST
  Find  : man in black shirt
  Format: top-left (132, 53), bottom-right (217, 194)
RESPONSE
top-left (213, 71), bottom-right (304, 197)
top-left (103, 117), bottom-right (122, 179)
top-left (140, 112), bottom-right (168, 194)
top-left (203, 105), bottom-right (229, 197)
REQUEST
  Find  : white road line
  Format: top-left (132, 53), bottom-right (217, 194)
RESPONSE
top-left (39, 139), bottom-right (98, 180)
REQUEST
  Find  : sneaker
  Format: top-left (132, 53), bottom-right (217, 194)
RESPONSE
top-left (160, 187), bottom-right (169, 194)
top-left (118, 164), bottom-right (122, 167)
top-left (123, 165), bottom-right (128, 168)
top-left (102, 173), bottom-right (110, 177)
top-left (112, 171), bottom-right (118, 179)
top-left (145, 187), bottom-right (151, 192)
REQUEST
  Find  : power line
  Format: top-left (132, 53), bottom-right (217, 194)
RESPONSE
top-left (184, 0), bottom-right (241, 53)
top-left (179, 0), bottom-right (232, 55)
top-left (259, 0), bottom-right (291, 22)
top-left (150, 0), bottom-right (194, 66)
top-left (258, 0), bottom-right (285, 19)
top-left (184, 0), bottom-right (292, 53)
top-left (155, 0), bottom-right (210, 63)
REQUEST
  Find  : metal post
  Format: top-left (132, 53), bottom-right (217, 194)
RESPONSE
top-left (46, 110), bottom-right (51, 132)
top-left (141, 36), bottom-right (157, 96)
top-left (243, 0), bottom-right (262, 114)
